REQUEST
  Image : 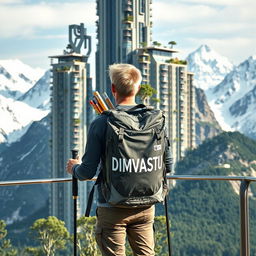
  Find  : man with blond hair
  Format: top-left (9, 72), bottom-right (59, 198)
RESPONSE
top-left (67, 63), bottom-right (172, 256)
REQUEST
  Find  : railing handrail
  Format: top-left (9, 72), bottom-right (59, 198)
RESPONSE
top-left (0, 174), bottom-right (254, 256)
top-left (0, 175), bottom-right (256, 187)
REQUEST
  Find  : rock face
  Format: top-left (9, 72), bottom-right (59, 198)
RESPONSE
top-left (194, 87), bottom-right (222, 145)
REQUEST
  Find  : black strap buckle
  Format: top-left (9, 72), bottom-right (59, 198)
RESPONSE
top-left (118, 128), bottom-right (124, 141)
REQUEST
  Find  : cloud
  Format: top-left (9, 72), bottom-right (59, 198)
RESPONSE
top-left (152, 2), bottom-right (218, 24)
top-left (152, 1), bottom-right (256, 26)
top-left (194, 37), bottom-right (256, 63)
top-left (175, 0), bottom-right (247, 6)
top-left (0, 1), bottom-right (96, 38)
top-left (1, 0), bottom-right (24, 4)
top-left (158, 0), bottom-right (254, 7)
top-left (152, 0), bottom-right (256, 64)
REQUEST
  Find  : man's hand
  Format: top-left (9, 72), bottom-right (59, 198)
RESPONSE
top-left (66, 159), bottom-right (80, 175)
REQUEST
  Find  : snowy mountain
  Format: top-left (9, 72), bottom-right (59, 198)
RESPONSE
top-left (187, 45), bottom-right (234, 91)
top-left (187, 45), bottom-right (256, 140)
top-left (0, 95), bottom-right (49, 144)
top-left (0, 60), bottom-right (50, 144)
top-left (0, 59), bottom-right (44, 99)
top-left (207, 56), bottom-right (256, 138)
top-left (18, 70), bottom-right (51, 110)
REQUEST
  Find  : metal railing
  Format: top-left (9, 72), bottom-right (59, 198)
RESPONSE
top-left (1, 175), bottom-right (256, 256)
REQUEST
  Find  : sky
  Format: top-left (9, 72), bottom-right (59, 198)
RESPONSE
top-left (0, 0), bottom-right (255, 72)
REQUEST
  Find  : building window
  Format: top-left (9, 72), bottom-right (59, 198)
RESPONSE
top-left (139, 0), bottom-right (145, 13)
top-left (139, 22), bottom-right (144, 43)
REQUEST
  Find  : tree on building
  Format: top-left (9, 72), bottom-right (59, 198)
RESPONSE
top-left (0, 220), bottom-right (17, 256)
top-left (168, 41), bottom-right (177, 48)
top-left (28, 216), bottom-right (69, 256)
top-left (153, 41), bottom-right (161, 47)
top-left (140, 41), bottom-right (147, 48)
top-left (138, 84), bottom-right (158, 105)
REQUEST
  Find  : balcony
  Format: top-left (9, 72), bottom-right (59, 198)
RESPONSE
top-left (160, 83), bottom-right (168, 89)
top-left (124, 5), bottom-right (133, 12)
top-left (122, 23), bottom-right (132, 30)
top-left (72, 95), bottom-right (80, 102)
top-left (160, 88), bottom-right (168, 95)
top-left (123, 30), bottom-right (132, 37)
top-left (123, 15), bottom-right (133, 23)
top-left (160, 76), bottom-right (168, 83)
top-left (123, 35), bottom-right (132, 42)
top-left (138, 50), bottom-right (150, 57)
top-left (138, 56), bottom-right (150, 63)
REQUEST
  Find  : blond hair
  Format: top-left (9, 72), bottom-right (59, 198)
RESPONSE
top-left (108, 64), bottom-right (142, 97)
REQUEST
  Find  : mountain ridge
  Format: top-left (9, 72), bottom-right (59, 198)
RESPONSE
top-left (187, 45), bottom-right (256, 140)
top-left (157, 131), bottom-right (256, 255)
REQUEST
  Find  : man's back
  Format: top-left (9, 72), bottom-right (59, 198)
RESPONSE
top-left (67, 64), bottom-right (173, 256)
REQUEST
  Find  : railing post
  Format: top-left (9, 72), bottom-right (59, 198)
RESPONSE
top-left (240, 180), bottom-right (250, 256)
top-left (72, 150), bottom-right (79, 256)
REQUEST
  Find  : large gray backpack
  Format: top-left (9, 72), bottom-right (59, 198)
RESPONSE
top-left (100, 104), bottom-right (168, 207)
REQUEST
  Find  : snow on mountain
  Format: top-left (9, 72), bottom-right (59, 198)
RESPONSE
top-left (0, 59), bottom-right (44, 99)
top-left (186, 45), bottom-right (234, 90)
top-left (18, 70), bottom-right (51, 110)
top-left (207, 55), bottom-right (256, 137)
top-left (0, 95), bottom-right (49, 144)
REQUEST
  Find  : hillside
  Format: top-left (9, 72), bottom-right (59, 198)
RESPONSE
top-left (0, 115), bottom-right (50, 224)
top-left (157, 132), bottom-right (256, 255)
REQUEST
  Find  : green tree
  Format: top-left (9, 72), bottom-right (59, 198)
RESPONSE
top-left (153, 41), bottom-right (161, 47)
top-left (138, 84), bottom-right (158, 105)
top-left (168, 41), bottom-right (177, 48)
top-left (23, 247), bottom-right (44, 256)
top-left (140, 41), bottom-right (147, 48)
top-left (29, 216), bottom-right (69, 256)
top-left (0, 220), bottom-right (17, 256)
top-left (76, 216), bottom-right (101, 256)
top-left (154, 216), bottom-right (170, 255)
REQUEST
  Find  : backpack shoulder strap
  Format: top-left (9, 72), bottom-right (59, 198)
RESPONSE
top-left (102, 104), bottom-right (154, 114)
top-left (85, 172), bottom-right (102, 217)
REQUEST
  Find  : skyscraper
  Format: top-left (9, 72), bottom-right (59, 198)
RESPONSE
top-left (147, 47), bottom-right (195, 160)
top-left (49, 24), bottom-right (92, 230)
top-left (96, 1), bottom-right (195, 164)
top-left (134, 46), bottom-right (195, 161)
top-left (96, 0), bottom-right (152, 100)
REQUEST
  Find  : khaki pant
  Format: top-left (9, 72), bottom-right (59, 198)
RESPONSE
top-left (95, 206), bottom-right (155, 256)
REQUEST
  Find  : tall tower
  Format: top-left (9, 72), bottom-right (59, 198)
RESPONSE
top-left (49, 24), bottom-right (92, 230)
top-left (96, 1), bottom-right (195, 164)
top-left (137, 46), bottom-right (196, 162)
top-left (96, 0), bottom-right (152, 100)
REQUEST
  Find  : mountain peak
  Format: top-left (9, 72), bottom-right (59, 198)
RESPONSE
top-left (207, 54), bottom-right (256, 138)
top-left (199, 44), bottom-right (211, 52)
top-left (186, 45), bottom-right (234, 90)
top-left (0, 59), bottom-right (45, 100)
